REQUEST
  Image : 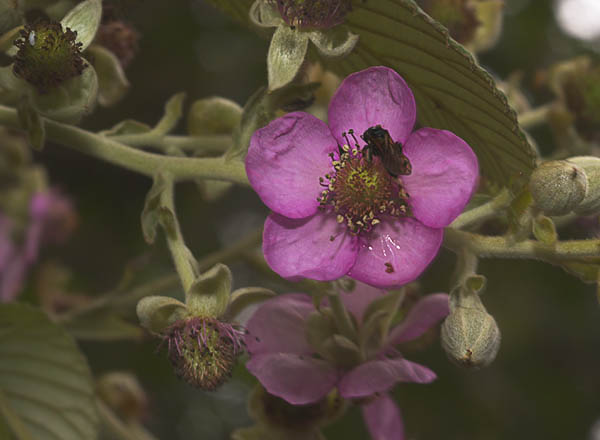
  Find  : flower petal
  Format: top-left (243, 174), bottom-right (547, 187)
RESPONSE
top-left (246, 353), bottom-right (339, 405)
top-left (245, 293), bottom-right (315, 356)
top-left (246, 112), bottom-right (338, 218)
top-left (347, 218), bottom-right (443, 288)
top-left (263, 212), bottom-right (358, 281)
top-left (402, 128), bottom-right (479, 228)
top-left (338, 358), bottom-right (436, 398)
top-left (328, 66), bottom-right (416, 147)
top-left (362, 394), bottom-right (405, 440)
top-left (340, 282), bottom-right (387, 323)
top-left (388, 293), bottom-right (450, 346)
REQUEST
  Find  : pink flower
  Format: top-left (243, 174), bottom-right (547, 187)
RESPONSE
top-left (0, 189), bottom-right (76, 302)
top-left (246, 66), bottom-right (479, 288)
top-left (244, 283), bottom-right (450, 440)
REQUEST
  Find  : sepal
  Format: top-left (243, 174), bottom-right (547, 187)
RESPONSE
top-left (135, 295), bottom-right (187, 334)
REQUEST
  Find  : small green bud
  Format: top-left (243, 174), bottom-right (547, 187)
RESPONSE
top-left (96, 372), bottom-right (147, 421)
top-left (164, 316), bottom-right (245, 390)
top-left (529, 160), bottom-right (588, 216)
top-left (187, 97), bottom-right (242, 136)
top-left (567, 156), bottom-right (600, 216)
top-left (441, 306), bottom-right (500, 369)
top-left (13, 21), bottom-right (86, 93)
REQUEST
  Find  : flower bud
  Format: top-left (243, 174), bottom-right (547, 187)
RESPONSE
top-left (441, 306), bottom-right (500, 368)
top-left (567, 156), bottom-right (600, 216)
top-left (13, 21), bottom-right (86, 93)
top-left (529, 160), bottom-right (588, 216)
top-left (96, 372), bottom-right (147, 421)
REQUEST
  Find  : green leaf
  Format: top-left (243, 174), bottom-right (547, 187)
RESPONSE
top-left (207, 0), bottom-right (537, 189)
top-left (532, 215), bottom-right (558, 245)
top-left (99, 119), bottom-right (151, 136)
top-left (226, 287), bottom-right (275, 320)
top-left (186, 263), bottom-right (232, 317)
top-left (140, 173), bottom-right (168, 244)
top-left (60, 0), bottom-right (101, 51)
top-left (87, 45), bottom-right (129, 107)
top-left (267, 25), bottom-right (309, 91)
top-left (136, 295), bottom-right (187, 334)
top-left (0, 303), bottom-right (99, 440)
top-left (153, 92), bottom-right (186, 135)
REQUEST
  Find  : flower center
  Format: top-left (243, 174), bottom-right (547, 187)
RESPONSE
top-left (318, 130), bottom-right (410, 235)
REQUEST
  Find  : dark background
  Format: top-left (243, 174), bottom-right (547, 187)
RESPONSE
top-left (29, 0), bottom-right (600, 439)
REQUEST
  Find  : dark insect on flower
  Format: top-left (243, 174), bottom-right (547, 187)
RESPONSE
top-left (361, 125), bottom-right (412, 177)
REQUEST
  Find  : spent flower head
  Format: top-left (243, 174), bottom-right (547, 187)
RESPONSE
top-left (246, 66), bottom-right (479, 288)
top-left (244, 282), bottom-right (450, 439)
top-left (13, 21), bottom-right (86, 93)
top-left (136, 264), bottom-right (273, 390)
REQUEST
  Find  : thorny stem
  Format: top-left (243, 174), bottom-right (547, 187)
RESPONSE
top-left (0, 104), bottom-right (249, 185)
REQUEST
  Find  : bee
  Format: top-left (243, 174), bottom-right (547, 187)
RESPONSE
top-left (361, 125), bottom-right (412, 176)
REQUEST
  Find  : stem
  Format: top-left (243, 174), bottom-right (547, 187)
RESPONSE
top-left (328, 290), bottom-right (356, 341)
top-left (518, 103), bottom-right (554, 129)
top-left (450, 188), bottom-right (513, 230)
top-left (111, 133), bottom-right (232, 155)
top-left (56, 227), bottom-right (264, 322)
top-left (444, 228), bottom-right (600, 261)
top-left (0, 104), bottom-right (249, 185)
top-left (160, 177), bottom-right (198, 293)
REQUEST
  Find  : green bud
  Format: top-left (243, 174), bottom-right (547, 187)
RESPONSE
top-left (469, 0), bottom-right (504, 53)
top-left (187, 97), bottom-right (242, 136)
top-left (96, 372), bottom-right (147, 421)
top-left (13, 21), bottom-right (86, 93)
top-left (441, 289), bottom-right (500, 369)
top-left (567, 156), bottom-right (600, 216)
top-left (529, 160), bottom-right (588, 216)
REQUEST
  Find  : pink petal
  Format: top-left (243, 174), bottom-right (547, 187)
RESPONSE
top-left (245, 293), bottom-right (315, 356)
top-left (401, 128), bottom-right (479, 228)
top-left (347, 218), bottom-right (443, 289)
top-left (388, 293), bottom-right (450, 346)
top-left (328, 66), bottom-right (416, 148)
top-left (362, 394), bottom-right (405, 440)
top-left (338, 358), bottom-right (436, 398)
top-left (340, 282), bottom-right (387, 323)
top-left (246, 353), bottom-right (339, 405)
top-left (246, 112), bottom-right (338, 219)
top-left (263, 212), bottom-right (358, 281)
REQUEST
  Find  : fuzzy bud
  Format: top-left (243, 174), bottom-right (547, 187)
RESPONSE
top-left (567, 156), bottom-right (600, 216)
top-left (13, 21), bottom-right (86, 93)
top-left (441, 306), bottom-right (500, 368)
top-left (529, 160), bottom-right (588, 216)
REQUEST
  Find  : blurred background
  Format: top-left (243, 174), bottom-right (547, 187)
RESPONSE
top-left (21, 0), bottom-right (600, 438)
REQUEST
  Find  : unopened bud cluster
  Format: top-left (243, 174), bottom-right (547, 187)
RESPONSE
top-left (13, 21), bottom-right (86, 93)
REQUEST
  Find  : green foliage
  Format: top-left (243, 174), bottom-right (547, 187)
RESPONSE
top-left (0, 303), bottom-right (98, 440)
